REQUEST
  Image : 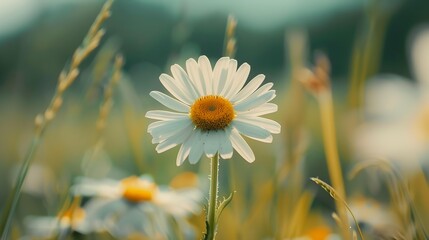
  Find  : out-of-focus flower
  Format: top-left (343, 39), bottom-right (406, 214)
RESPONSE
top-left (71, 175), bottom-right (203, 239)
top-left (23, 197), bottom-right (87, 239)
top-left (352, 27), bottom-right (429, 173)
top-left (146, 55), bottom-right (280, 165)
top-left (348, 197), bottom-right (407, 239)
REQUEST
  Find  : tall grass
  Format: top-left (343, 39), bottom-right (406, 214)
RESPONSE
top-left (0, 1), bottom-right (113, 239)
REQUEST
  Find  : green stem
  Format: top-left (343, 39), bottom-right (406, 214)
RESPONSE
top-left (0, 136), bottom-right (41, 239)
top-left (207, 153), bottom-right (219, 240)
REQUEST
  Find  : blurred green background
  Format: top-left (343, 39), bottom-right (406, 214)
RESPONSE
top-left (1, 0), bottom-right (429, 238)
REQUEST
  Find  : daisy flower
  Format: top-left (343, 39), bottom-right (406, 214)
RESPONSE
top-left (146, 55), bottom-right (281, 165)
top-left (71, 175), bottom-right (203, 238)
top-left (352, 27), bottom-right (429, 174)
top-left (23, 197), bottom-right (88, 239)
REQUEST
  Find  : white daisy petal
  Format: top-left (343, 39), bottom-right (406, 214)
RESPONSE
top-left (225, 63), bottom-right (251, 99)
top-left (220, 59), bottom-right (238, 96)
top-left (234, 90), bottom-right (276, 111)
top-left (198, 56), bottom-right (213, 95)
top-left (219, 129), bottom-right (233, 159)
top-left (230, 128), bottom-right (255, 163)
top-left (171, 64), bottom-right (199, 101)
top-left (230, 74), bottom-right (265, 103)
top-left (176, 145), bottom-right (188, 166)
top-left (159, 74), bottom-right (193, 105)
top-left (186, 58), bottom-right (205, 96)
top-left (176, 132), bottom-right (196, 166)
top-left (204, 131), bottom-right (221, 158)
top-left (236, 116), bottom-right (281, 134)
top-left (250, 83), bottom-right (274, 97)
top-left (155, 124), bottom-right (194, 153)
top-left (189, 130), bottom-right (204, 164)
top-left (151, 122), bottom-right (193, 144)
top-left (239, 103), bottom-right (278, 116)
top-left (232, 120), bottom-right (272, 143)
top-left (145, 110), bottom-right (188, 121)
top-left (149, 91), bottom-right (190, 112)
top-left (212, 57), bottom-right (230, 95)
top-left (148, 118), bottom-right (191, 138)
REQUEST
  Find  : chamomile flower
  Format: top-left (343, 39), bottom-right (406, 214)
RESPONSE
top-left (23, 197), bottom-right (88, 239)
top-left (146, 55), bottom-right (281, 165)
top-left (352, 27), bottom-right (429, 173)
top-left (71, 175), bottom-right (202, 238)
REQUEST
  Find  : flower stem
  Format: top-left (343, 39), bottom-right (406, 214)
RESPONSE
top-left (207, 153), bottom-right (219, 240)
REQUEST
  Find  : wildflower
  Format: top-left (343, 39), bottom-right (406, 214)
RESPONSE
top-left (352, 27), bottom-right (429, 173)
top-left (348, 197), bottom-right (407, 239)
top-left (71, 175), bottom-right (203, 238)
top-left (23, 197), bottom-right (88, 239)
top-left (146, 55), bottom-right (280, 165)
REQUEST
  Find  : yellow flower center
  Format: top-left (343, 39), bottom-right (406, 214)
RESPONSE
top-left (58, 198), bottom-right (85, 228)
top-left (121, 176), bottom-right (157, 203)
top-left (190, 95), bottom-right (235, 131)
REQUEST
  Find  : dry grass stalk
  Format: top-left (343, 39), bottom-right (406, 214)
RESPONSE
top-left (300, 53), bottom-right (349, 240)
top-left (0, 1), bottom-right (114, 238)
top-left (349, 160), bottom-right (428, 239)
top-left (311, 177), bottom-right (365, 240)
top-left (223, 15), bottom-right (237, 58)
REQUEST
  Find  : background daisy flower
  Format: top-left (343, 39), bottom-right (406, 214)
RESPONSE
top-left (23, 197), bottom-right (88, 239)
top-left (71, 175), bottom-right (203, 238)
top-left (146, 55), bottom-right (281, 165)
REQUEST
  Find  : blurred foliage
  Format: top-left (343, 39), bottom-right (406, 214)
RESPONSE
top-left (1, 0), bottom-right (429, 239)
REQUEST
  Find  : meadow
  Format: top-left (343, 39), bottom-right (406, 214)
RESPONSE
top-left (0, 0), bottom-right (429, 239)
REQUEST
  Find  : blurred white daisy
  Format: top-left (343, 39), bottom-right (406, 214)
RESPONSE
top-left (146, 55), bottom-right (281, 165)
top-left (23, 197), bottom-right (88, 239)
top-left (72, 175), bottom-right (203, 239)
top-left (352, 27), bottom-right (429, 173)
top-left (348, 197), bottom-right (408, 239)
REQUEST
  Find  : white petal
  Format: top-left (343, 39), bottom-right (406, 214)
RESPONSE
top-left (152, 121), bottom-right (190, 143)
top-left (230, 128), bottom-right (255, 163)
top-left (176, 144), bottom-right (188, 166)
top-left (232, 120), bottom-right (272, 143)
top-left (250, 82), bottom-right (273, 97)
top-left (204, 131), bottom-right (221, 158)
top-left (230, 74), bottom-right (265, 103)
top-left (145, 110), bottom-right (188, 121)
top-left (186, 58), bottom-right (205, 96)
top-left (198, 56), bottom-right (213, 95)
top-left (155, 124), bottom-right (194, 153)
top-left (219, 129), bottom-right (233, 159)
top-left (149, 91), bottom-right (190, 112)
top-left (154, 188), bottom-right (203, 216)
top-left (234, 90), bottom-right (276, 111)
top-left (160, 73), bottom-right (194, 105)
top-left (225, 63), bottom-right (250, 99)
top-left (148, 119), bottom-right (191, 139)
top-left (235, 116), bottom-right (281, 134)
top-left (176, 132), bottom-right (196, 166)
top-left (189, 130), bottom-right (204, 164)
top-left (212, 57), bottom-right (230, 95)
top-left (171, 64), bottom-right (199, 101)
top-left (238, 103), bottom-right (278, 116)
top-left (220, 59), bottom-right (238, 96)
